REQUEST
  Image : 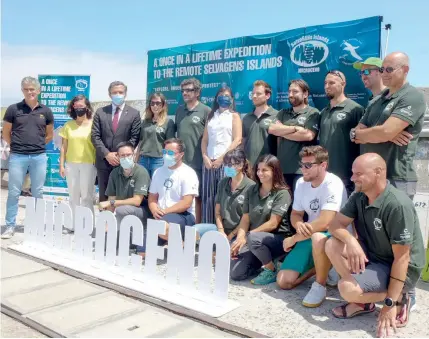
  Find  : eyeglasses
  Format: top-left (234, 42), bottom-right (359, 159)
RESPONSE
top-left (150, 101), bottom-right (163, 107)
top-left (327, 70), bottom-right (344, 81)
top-left (22, 88), bottom-right (37, 93)
top-left (359, 68), bottom-right (380, 76)
top-left (379, 65), bottom-right (403, 74)
top-left (181, 88), bottom-right (195, 93)
top-left (299, 161), bottom-right (320, 169)
top-left (162, 149), bottom-right (176, 156)
top-left (224, 161), bottom-right (241, 167)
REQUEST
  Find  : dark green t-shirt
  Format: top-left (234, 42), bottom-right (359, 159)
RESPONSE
top-left (242, 106), bottom-right (278, 166)
top-left (243, 185), bottom-right (292, 235)
top-left (277, 106), bottom-right (320, 174)
top-left (341, 184), bottom-right (425, 286)
top-left (319, 99), bottom-right (364, 179)
top-left (105, 164), bottom-right (151, 203)
top-left (175, 102), bottom-right (211, 170)
top-left (139, 118), bottom-right (176, 158)
top-left (215, 176), bottom-right (255, 234)
top-left (359, 83), bottom-right (426, 181)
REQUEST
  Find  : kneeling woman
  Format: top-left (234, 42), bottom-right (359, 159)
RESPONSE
top-left (194, 148), bottom-right (255, 240)
top-left (230, 154), bottom-right (294, 285)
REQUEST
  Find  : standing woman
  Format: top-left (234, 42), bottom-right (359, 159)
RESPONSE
top-left (59, 95), bottom-right (96, 226)
top-left (137, 93), bottom-right (175, 177)
top-left (201, 86), bottom-right (242, 224)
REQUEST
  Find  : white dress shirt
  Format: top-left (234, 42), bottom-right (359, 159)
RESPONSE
top-left (111, 103), bottom-right (125, 121)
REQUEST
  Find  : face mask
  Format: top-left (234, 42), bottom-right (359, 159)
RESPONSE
top-left (74, 108), bottom-right (87, 117)
top-left (163, 154), bottom-right (177, 168)
top-left (120, 156), bottom-right (134, 170)
top-left (111, 94), bottom-right (125, 106)
top-left (217, 95), bottom-right (232, 108)
top-left (224, 166), bottom-right (237, 178)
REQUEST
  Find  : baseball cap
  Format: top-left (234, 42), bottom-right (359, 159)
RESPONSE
top-left (353, 57), bottom-right (383, 70)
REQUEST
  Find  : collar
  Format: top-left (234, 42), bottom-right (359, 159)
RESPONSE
top-left (385, 82), bottom-right (410, 99)
top-left (21, 99), bottom-right (42, 110)
top-left (228, 175), bottom-right (252, 192)
top-left (120, 164), bottom-right (136, 178)
top-left (328, 98), bottom-right (349, 110)
top-left (253, 106), bottom-right (276, 118)
top-left (185, 102), bottom-right (200, 113)
top-left (112, 103), bottom-right (125, 112)
top-left (291, 105), bottom-right (313, 116)
top-left (215, 109), bottom-right (232, 116)
top-left (367, 181), bottom-right (392, 208)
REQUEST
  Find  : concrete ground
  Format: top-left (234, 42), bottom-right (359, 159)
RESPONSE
top-left (1, 186), bottom-right (429, 338)
top-left (1, 313), bottom-right (47, 338)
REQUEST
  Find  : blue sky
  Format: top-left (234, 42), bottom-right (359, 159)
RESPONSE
top-left (1, 0), bottom-right (428, 105)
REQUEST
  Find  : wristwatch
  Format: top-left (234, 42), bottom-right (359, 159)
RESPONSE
top-left (383, 297), bottom-right (398, 308)
top-left (110, 200), bottom-right (116, 207)
top-left (350, 128), bottom-right (356, 141)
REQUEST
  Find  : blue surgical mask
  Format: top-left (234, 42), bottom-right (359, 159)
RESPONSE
top-left (111, 94), bottom-right (125, 106)
top-left (120, 156), bottom-right (134, 170)
top-left (163, 154), bottom-right (177, 168)
top-left (217, 95), bottom-right (232, 108)
top-left (224, 166), bottom-right (237, 178)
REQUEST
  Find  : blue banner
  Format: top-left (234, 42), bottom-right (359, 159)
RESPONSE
top-left (147, 16), bottom-right (381, 114)
top-left (38, 75), bottom-right (90, 201)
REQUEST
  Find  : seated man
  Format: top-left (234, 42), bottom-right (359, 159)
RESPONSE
top-left (142, 138), bottom-right (198, 254)
top-left (326, 153), bottom-right (424, 337)
top-left (99, 141), bottom-right (151, 228)
top-left (277, 145), bottom-right (349, 307)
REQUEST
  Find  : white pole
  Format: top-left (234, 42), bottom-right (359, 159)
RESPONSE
top-left (383, 24), bottom-right (392, 58)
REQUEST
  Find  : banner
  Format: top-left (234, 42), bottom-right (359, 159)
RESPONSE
top-left (38, 75), bottom-right (90, 201)
top-left (147, 16), bottom-right (381, 114)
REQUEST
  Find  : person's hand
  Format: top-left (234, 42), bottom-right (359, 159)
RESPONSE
top-left (377, 306), bottom-right (397, 338)
top-left (230, 236), bottom-right (246, 258)
top-left (227, 232), bottom-right (236, 242)
top-left (283, 236), bottom-right (296, 252)
top-left (105, 152), bottom-right (120, 166)
top-left (151, 205), bottom-right (165, 220)
top-left (390, 131), bottom-right (413, 146)
top-left (296, 221), bottom-right (313, 237)
top-left (212, 158), bottom-right (223, 169)
top-left (345, 237), bottom-right (368, 274)
top-left (59, 166), bottom-right (66, 178)
top-left (99, 201), bottom-right (110, 210)
top-left (203, 155), bottom-right (213, 170)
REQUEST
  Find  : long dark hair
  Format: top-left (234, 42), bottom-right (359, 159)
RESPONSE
top-left (67, 94), bottom-right (93, 120)
top-left (223, 148), bottom-right (253, 179)
top-left (207, 86), bottom-right (236, 122)
top-left (254, 154), bottom-right (290, 193)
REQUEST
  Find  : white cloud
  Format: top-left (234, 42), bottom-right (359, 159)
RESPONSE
top-left (0, 43), bottom-right (147, 106)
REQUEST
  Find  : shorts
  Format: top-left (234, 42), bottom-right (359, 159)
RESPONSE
top-left (280, 231), bottom-right (330, 274)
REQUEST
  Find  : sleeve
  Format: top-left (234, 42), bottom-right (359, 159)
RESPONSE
top-left (390, 92), bottom-right (426, 126)
top-left (58, 123), bottom-right (68, 139)
top-left (276, 109), bottom-right (284, 121)
top-left (321, 178), bottom-right (346, 212)
top-left (174, 108), bottom-right (182, 137)
top-left (386, 204), bottom-right (416, 246)
top-left (340, 192), bottom-right (359, 219)
top-left (271, 190), bottom-right (292, 216)
top-left (292, 180), bottom-right (304, 211)
top-left (91, 108), bottom-right (110, 157)
top-left (105, 173), bottom-right (116, 197)
top-left (165, 119), bottom-right (176, 139)
top-left (129, 111), bottom-right (141, 147)
top-left (45, 108), bottom-right (54, 125)
top-left (149, 171), bottom-right (160, 194)
top-left (181, 168), bottom-right (199, 197)
top-left (359, 109), bottom-right (369, 126)
top-left (133, 169), bottom-right (151, 197)
top-left (353, 105), bottom-right (365, 126)
top-left (304, 109), bottom-right (321, 134)
top-left (3, 106), bottom-right (15, 123)
top-left (242, 115), bottom-right (248, 138)
top-left (242, 188), bottom-right (250, 214)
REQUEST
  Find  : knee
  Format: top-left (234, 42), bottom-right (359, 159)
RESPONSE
top-left (338, 279), bottom-right (362, 301)
top-left (276, 270), bottom-right (296, 290)
top-left (247, 233), bottom-right (261, 249)
top-left (115, 206), bottom-right (129, 218)
top-left (311, 233), bottom-right (328, 253)
top-left (325, 237), bottom-right (339, 259)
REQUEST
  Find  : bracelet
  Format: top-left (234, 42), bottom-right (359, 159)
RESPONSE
top-left (390, 276), bottom-right (405, 283)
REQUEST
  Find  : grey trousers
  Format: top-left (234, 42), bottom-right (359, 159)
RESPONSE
top-left (392, 180), bottom-right (417, 201)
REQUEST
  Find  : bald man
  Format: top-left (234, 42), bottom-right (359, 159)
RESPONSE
top-left (319, 71), bottom-right (364, 196)
top-left (351, 52), bottom-right (427, 201)
top-left (324, 153), bottom-right (424, 337)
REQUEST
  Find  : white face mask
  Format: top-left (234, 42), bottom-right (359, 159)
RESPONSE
top-left (120, 156), bottom-right (134, 169)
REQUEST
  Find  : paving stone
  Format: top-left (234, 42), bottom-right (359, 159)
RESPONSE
top-left (1, 251), bottom-right (49, 279)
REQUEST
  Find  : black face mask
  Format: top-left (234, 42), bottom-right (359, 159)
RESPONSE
top-left (75, 108), bottom-right (87, 117)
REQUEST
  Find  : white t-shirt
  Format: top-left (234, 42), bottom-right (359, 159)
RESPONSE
top-left (150, 163), bottom-right (199, 216)
top-left (293, 172), bottom-right (350, 231)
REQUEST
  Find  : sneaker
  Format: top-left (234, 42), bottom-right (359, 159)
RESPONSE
top-left (327, 267), bottom-right (340, 287)
top-left (1, 226), bottom-right (15, 239)
top-left (410, 294), bottom-right (417, 312)
top-left (303, 281), bottom-right (326, 308)
top-left (251, 267), bottom-right (277, 285)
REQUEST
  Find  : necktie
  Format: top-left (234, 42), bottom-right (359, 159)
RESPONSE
top-left (112, 106), bottom-right (120, 133)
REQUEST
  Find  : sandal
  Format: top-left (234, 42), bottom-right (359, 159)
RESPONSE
top-left (396, 293), bottom-right (411, 328)
top-left (332, 302), bottom-right (376, 319)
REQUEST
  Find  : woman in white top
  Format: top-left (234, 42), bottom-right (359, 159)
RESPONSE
top-left (201, 86), bottom-right (242, 223)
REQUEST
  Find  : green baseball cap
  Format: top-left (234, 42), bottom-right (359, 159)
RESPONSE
top-left (353, 57), bottom-right (383, 70)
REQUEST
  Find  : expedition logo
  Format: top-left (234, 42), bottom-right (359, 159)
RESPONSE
top-left (290, 35), bottom-right (330, 73)
top-left (75, 79), bottom-right (88, 92)
top-left (339, 39), bottom-right (364, 66)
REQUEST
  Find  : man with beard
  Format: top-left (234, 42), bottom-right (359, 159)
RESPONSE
top-left (326, 153), bottom-right (424, 336)
top-left (319, 71), bottom-right (364, 196)
top-left (268, 79), bottom-right (320, 190)
top-left (242, 80), bottom-right (278, 166)
top-left (276, 146), bottom-right (349, 308)
top-left (353, 57), bottom-right (386, 100)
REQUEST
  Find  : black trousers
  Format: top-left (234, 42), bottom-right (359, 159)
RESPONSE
top-left (97, 167), bottom-right (113, 202)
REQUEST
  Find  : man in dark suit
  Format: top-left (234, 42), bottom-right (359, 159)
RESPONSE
top-left (91, 81), bottom-right (141, 202)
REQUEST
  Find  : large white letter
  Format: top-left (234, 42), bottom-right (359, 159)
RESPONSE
top-left (145, 219), bottom-right (166, 277)
top-left (24, 197), bottom-right (45, 244)
top-left (198, 231), bottom-right (230, 301)
top-left (166, 224), bottom-right (196, 290)
top-left (44, 200), bottom-right (55, 248)
top-left (118, 215), bottom-right (143, 272)
top-left (94, 211), bottom-right (117, 265)
top-left (54, 203), bottom-right (73, 251)
top-left (73, 206), bottom-right (94, 259)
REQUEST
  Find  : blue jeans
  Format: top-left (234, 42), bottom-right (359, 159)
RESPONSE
top-left (194, 223), bottom-right (217, 237)
top-left (139, 156), bottom-right (163, 177)
top-left (6, 153), bottom-right (47, 227)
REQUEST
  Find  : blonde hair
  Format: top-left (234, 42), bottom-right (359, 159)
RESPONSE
top-left (145, 92), bottom-right (168, 126)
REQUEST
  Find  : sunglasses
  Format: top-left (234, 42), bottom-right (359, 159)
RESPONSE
top-left (162, 149), bottom-right (176, 156)
top-left (181, 88), bottom-right (196, 93)
top-left (327, 70), bottom-right (344, 81)
top-left (150, 101), bottom-right (163, 107)
top-left (359, 68), bottom-right (380, 76)
top-left (379, 65), bottom-right (403, 74)
top-left (299, 161), bottom-right (320, 169)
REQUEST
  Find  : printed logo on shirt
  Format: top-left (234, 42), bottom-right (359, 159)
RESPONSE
top-left (373, 218), bottom-right (382, 231)
top-left (280, 203), bottom-right (288, 211)
top-left (326, 194), bottom-right (337, 204)
top-left (312, 124), bottom-right (319, 131)
top-left (130, 179), bottom-right (135, 187)
top-left (297, 116), bottom-right (307, 125)
top-left (336, 113), bottom-right (346, 121)
top-left (164, 178), bottom-right (174, 189)
top-left (400, 106), bottom-right (413, 117)
top-left (267, 199), bottom-right (274, 209)
top-left (400, 228), bottom-right (411, 240)
top-left (192, 116), bottom-right (201, 123)
top-left (309, 198), bottom-right (320, 212)
top-left (39, 114), bottom-right (45, 119)
top-left (155, 126), bottom-right (164, 133)
top-left (141, 185), bottom-right (148, 193)
top-left (263, 118), bottom-right (273, 126)
top-left (385, 101), bottom-right (395, 112)
top-left (237, 195), bottom-right (245, 204)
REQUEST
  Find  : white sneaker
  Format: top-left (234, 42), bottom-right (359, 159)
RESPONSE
top-left (1, 226), bottom-right (15, 239)
top-left (327, 267), bottom-right (339, 287)
top-left (303, 281), bottom-right (326, 308)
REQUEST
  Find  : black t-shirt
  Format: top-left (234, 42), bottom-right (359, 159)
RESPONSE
top-left (3, 100), bottom-right (54, 154)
